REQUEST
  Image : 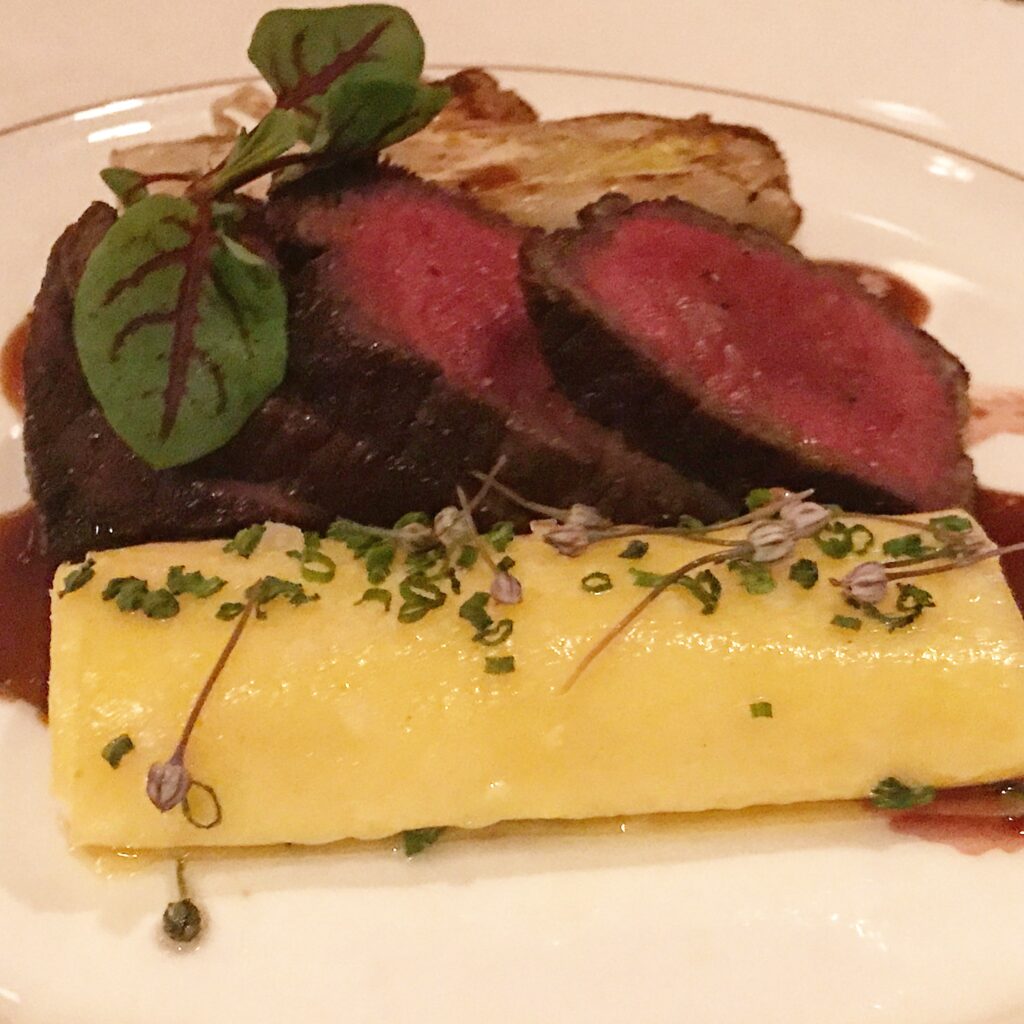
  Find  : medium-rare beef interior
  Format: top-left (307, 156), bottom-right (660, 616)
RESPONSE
top-left (523, 194), bottom-right (975, 513)
top-left (23, 176), bottom-right (728, 561)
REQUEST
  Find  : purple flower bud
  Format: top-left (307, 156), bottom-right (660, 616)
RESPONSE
top-left (779, 500), bottom-right (831, 537)
top-left (147, 759), bottom-right (191, 812)
top-left (840, 561), bottom-right (889, 605)
top-left (529, 518), bottom-right (559, 536)
top-left (565, 504), bottom-right (610, 530)
top-left (433, 506), bottom-right (471, 547)
top-left (747, 521), bottom-right (795, 563)
top-left (490, 571), bottom-right (523, 604)
top-left (543, 524), bottom-right (591, 557)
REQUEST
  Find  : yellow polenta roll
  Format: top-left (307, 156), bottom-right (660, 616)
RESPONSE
top-left (49, 515), bottom-right (1024, 849)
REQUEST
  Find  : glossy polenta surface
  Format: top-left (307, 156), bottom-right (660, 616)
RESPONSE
top-left (49, 517), bottom-right (1024, 848)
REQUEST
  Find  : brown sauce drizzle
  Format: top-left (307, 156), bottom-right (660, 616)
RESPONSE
top-left (0, 504), bottom-right (57, 714)
top-left (817, 260), bottom-right (931, 327)
top-left (968, 387), bottom-right (1024, 446)
top-left (1, 315), bottom-right (30, 415)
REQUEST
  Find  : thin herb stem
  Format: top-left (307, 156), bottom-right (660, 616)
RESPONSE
top-left (465, 455), bottom-right (508, 516)
top-left (588, 524), bottom-right (737, 548)
top-left (688, 489), bottom-right (815, 535)
top-left (171, 597), bottom-right (254, 763)
top-left (885, 541), bottom-right (1024, 582)
top-left (175, 856), bottom-right (189, 899)
top-left (470, 473), bottom-right (569, 519)
top-left (561, 548), bottom-right (734, 693)
top-left (456, 485), bottom-right (498, 573)
top-left (881, 549), bottom-right (953, 569)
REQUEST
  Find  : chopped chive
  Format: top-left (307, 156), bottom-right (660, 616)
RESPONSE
top-left (728, 559), bottom-right (776, 595)
top-left (749, 701), bottom-right (773, 719)
top-left (788, 558), bottom-right (819, 589)
top-left (166, 565), bottom-right (226, 598)
top-left (744, 488), bottom-right (774, 511)
top-left (403, 826), bottom-right (445, 856)
top-left (619, 540), bottom-right (649, 559)
top-left (882, 533), bottom-right (936, 559)
top-left (928, 514), bottom-right (972, 534)
top-left (356, 588), bottom-right (392, 612)
top-left (216, 602), bottom-right (245, 621)
top-left (870, 777), bottom-right (936, 809)
top-left (485, 521), bottom-right (515, 553)
top-left (456, 545), bottom-right (478, 569)
top-left (101, 734), bottom-right (135, 768)
top-left (484, 655), bottom-right (516, 674)
top-left (581, 571), bottom-right (613, 594)
top-left (223, 524), bottom-right (265, 559)
top-left (393, 511), bottom-right (432, 529)
top-left (59, 558), bottom-right (96, 597)
top-left (832, 614), bottom-right (862, 631)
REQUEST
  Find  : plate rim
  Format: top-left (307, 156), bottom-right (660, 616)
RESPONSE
top-left (2, 63), bottom-right (1022, 186)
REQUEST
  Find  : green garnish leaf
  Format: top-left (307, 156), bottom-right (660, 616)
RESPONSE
top-left (102, 576), bottom-right (149, 611)
top-left (581, 571), bottom-right (613, 594)
top-left (167, 565), bottom-right (226, 598)
top-left (749, 701), bottom-right (773, 719)
top-left (101, 733), bottom-right (135, 768)
top-left (814, 521), bottom-right (871, 559)
top-left (326, 518), bottom-right (383, 556)
top-left (496, 555), bottom-right (516, 573)
top-left (247, 5), bottom-right (439, 142)
top-left (628, 566), bottom-right (721, 614)
top-left (881, 533), bottom-right (937, 559)
top-left (311, 67), bottom-right (449, 157)
top-left (744, 488), bottom-right (774, 511)
top-left (287, 532), bottom-right (338, 584)
top-left (788, 558), bottom-right (819, 589)
top-left (676, 515), bottom-right (704, 531)
top-left (928, 514), bottom-right (972, 534)
top-left (896, 583), bottom-right (935, 613)
top-left (245, 575), bottom-right (319, 616)
top-left (73, 194), bottom-right (287, 468)
top-left (619, 540), bottom-right (649, 560)
top-left (459, 591), bottom-right (492, 633)
top-left (224, 524), bottom-right (266, 558)
top-left (456, 545), bottom-right (478, 569)
top-left (100, 167), bottom-right (148, 206)
top-left (397, 573), bottom-right (446, 623)
top-left (485, 521), bottom-right (515, 553)
top-left (360, 540), bottom-right (391, 581)
top-left (484, 655), bottom-right (516, 675)
top-left (216, 602), bottom-right (245, 621)
top-left (59, 558), bottom-right (96, 597)
top-left (402, 826), bottom-right (445, 856)
top-left (678, 570), bottom-right (722, 615)
top-left (356, 587), bottom-right (392, 612)
top-left (831, 614), bottom-right (862, 631)
top-left (728, 559), bottom-right (776, 595)
top-left (394, 511), bottom-right (431, 529)
top-left (629, 567), bottom-right (667, 588)
top-left (141, 588), bottom-right (181, 619)
top-left (404, 545), bottom-right (443, 577)
top-left (870, 777), bottom-right (936, 810)
top-left (203, 108), bottom-right (300, 195)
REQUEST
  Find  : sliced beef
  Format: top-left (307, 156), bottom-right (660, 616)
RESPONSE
top-left (265, 172), bottom-right (730, 527)
top-left (24, 183), bottom-right (728, 561)
top-left (522, 194), bottom-right (974, 513)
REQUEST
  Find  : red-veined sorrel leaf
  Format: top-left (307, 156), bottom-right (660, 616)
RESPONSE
top-left (309, 66), bottom-right (450, 156)
top-left (73, 193), bottom-right (287, 469)
top-left (203, 108), bottom-right (301, 195)
top-left (247, 5), bottom-right (425, 141)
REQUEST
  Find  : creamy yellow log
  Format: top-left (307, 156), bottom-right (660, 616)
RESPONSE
top-left (50, 517), bottom-right (1024, 849)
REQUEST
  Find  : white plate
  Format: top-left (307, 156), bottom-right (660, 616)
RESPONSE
top-left (2, 68), bottom-right (1024, 1024)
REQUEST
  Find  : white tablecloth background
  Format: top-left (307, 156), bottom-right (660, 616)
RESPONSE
top-left (3, 0), bottom-right (1023, 171)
